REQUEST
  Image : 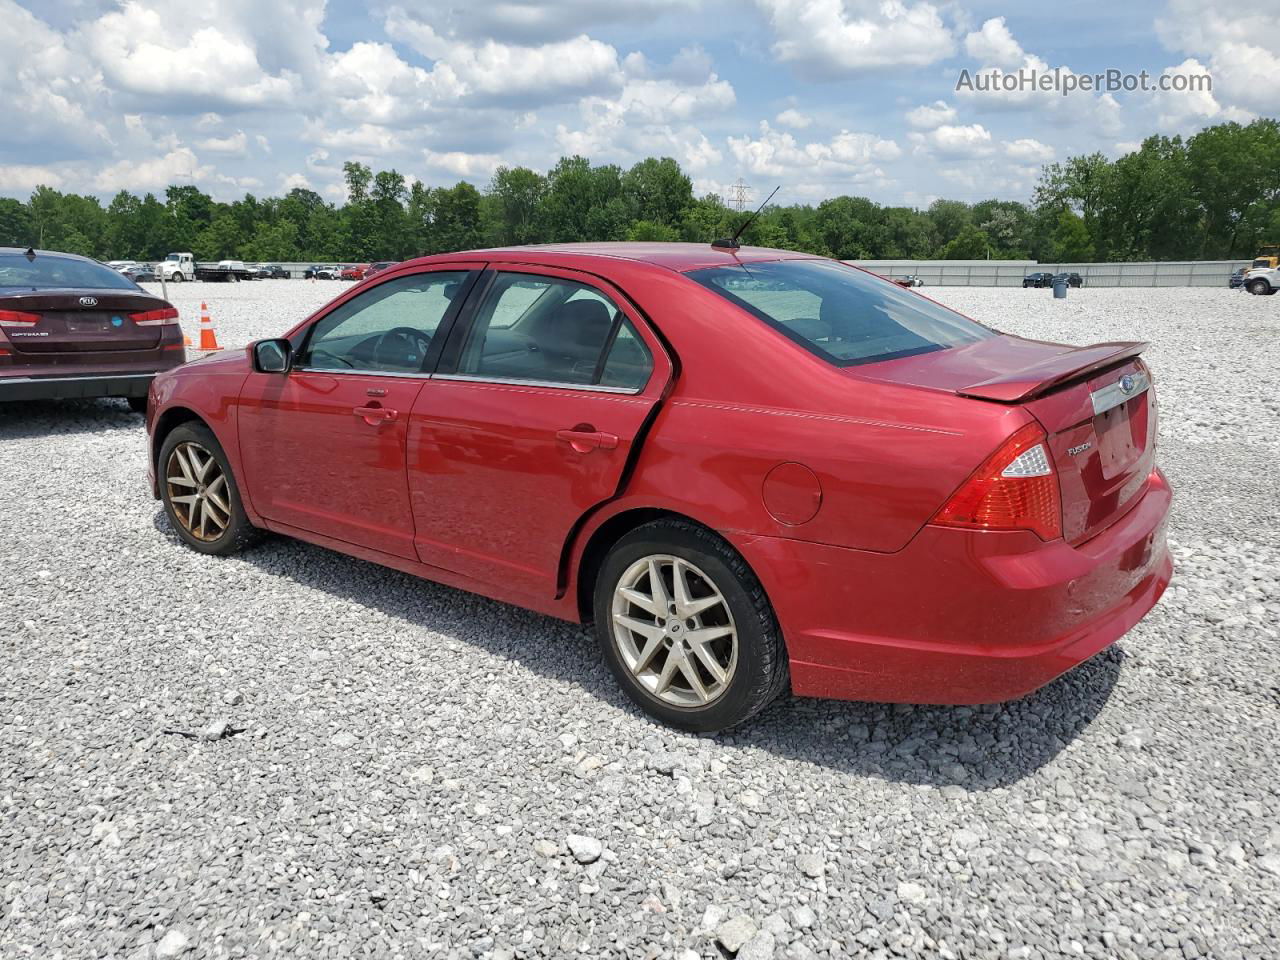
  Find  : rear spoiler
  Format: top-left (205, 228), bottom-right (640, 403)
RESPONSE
top-left (957, 341), bottom-right (1148, 403)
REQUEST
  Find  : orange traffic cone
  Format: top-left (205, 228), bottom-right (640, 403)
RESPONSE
top-left (198, 302), bottom-right (222, 351)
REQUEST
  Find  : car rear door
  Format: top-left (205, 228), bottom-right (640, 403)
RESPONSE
top-left (236, 265), bottom-right (482, 559)
top-left (406, 265), bottom-right (673, 599)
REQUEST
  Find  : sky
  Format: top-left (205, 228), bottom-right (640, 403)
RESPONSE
top-left (1, 0), bottom-right (1273, 209)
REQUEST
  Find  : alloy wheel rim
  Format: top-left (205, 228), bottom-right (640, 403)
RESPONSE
top-left (611, 554), bottom-right (738, 708)
top-left (165, 441), bottom-right (231, 542)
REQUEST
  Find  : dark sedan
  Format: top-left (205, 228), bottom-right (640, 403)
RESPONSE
top-left (1054, 272), bottom-right (1085, 288)
top-left (121, 263), bottom-right (157, 283)
top-left (1022, 272), bottom-right (1055, 288)
top-left (0, 248), bottom-right (185, 411)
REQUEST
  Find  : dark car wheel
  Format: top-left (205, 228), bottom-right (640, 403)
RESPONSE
top-left (158, 422), bottom-right (259, 556)
top-left (1248, 279), bottom-right (1271, 295)
top-left (593, 519), bottom-right (789, 733)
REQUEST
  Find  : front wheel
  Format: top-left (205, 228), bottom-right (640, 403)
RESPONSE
top-left (593, 520), bottom-right (789, 732)
top-left (158, 422), bottom-right (259, 556)
top-left (1248, 279), bottom-right (1270, 295)
top-left (170, 273), bottom-right (184, 283)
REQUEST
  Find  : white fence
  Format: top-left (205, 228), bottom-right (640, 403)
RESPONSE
top-left (851, 259), bottom-right (1250, 287)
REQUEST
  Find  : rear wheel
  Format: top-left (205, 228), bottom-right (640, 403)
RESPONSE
top-left (158, 422), bottom-right (258, 556)
top-left (593, 519), bottom-right (788, 732)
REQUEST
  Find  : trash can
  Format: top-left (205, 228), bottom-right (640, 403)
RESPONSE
top-left (1052, 276), bottom-right (1068, 299)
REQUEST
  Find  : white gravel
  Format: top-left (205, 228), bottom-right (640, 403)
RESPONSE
top-left (2, 280), bottom-right (1278, 960)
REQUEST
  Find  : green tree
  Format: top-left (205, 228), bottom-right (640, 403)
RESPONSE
top-left (1050, 210), bottom-right (1095, 262)
top-left (626, 219), bottom-right (680, 242)
top-left (485, 166), bottom-right (546, 245)
top-left (622, 157), bottom-right (692, 228)
top-left (941, 225), bottom-right (992, 259)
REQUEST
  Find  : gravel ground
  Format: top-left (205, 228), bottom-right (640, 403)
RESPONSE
top-left (2, 280), bottom-right (1278, 960)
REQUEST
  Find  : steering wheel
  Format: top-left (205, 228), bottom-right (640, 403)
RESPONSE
top-left (372, 326), bottom-right (432, 370)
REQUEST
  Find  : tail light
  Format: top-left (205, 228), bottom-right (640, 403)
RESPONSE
top-left (0, 309), bottom-right (40, 327)
top-left (132, 307), bottom-right (180, 326)
top-left (932, 422), bottom-right (1062, 540)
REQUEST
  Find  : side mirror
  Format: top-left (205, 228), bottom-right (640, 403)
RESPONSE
top-left (253, 338), bottom-right (292, 373)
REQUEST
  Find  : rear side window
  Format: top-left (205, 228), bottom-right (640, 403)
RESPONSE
top-left (0, 254), bottom-right (138, 291)
top-left (689, 259), bottom-right (993, 366)
top-left (457, 272), bottom-right (652, 390)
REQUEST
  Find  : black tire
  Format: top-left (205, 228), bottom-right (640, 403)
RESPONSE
top-left (1248, 279), bottom-right (1270, 296)
top-left (592, 519), bottom-right (789, 733)
top-left (126, 396), bottom-right (147, 414)
top-left (158, 421), bottom-right (259, 556)
top-left (170, 273), bottom-right (184, 283)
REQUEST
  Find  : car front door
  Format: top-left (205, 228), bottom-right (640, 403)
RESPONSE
top-left (237, 266), bottom-right (481, 559)
top-left (406, 266), bottom-right (673, 599)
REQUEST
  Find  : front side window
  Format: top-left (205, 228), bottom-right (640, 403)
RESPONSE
top-left (303, 271), bottom-right (470, 373)
top-left (457, 272), bottom-right (652, 389)
top-left (0, 254), bottom-right (139, 291)
top-left (689, 259), bottom-right (994, 367)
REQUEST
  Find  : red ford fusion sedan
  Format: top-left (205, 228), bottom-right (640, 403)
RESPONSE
top-left (146, 243), bottom-right (1171, 731)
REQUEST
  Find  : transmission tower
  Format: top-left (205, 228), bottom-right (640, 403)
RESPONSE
top-left (729, 178), bottom-right (751, 211)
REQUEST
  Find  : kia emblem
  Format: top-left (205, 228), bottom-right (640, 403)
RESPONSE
top-left (79, 296), bottom-right (98, 306)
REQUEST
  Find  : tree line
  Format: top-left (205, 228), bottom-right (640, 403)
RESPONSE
top-left (2, 118), bottom-right (1277, 265)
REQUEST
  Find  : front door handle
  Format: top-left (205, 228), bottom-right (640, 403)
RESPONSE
top-left (556, 428), bottom-right (619, 453)
top-left (353, 404), bottom-right (398, 425)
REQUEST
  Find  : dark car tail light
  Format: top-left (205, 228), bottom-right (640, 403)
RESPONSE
top-left (0, 309), bottom-right (40, 326)
top-left (932, 422), bottom-right (1063, 540)
top-left (131, 307), bottom-right (180, 326)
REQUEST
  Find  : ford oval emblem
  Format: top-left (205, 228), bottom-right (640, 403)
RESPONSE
top-left (1120, 374), bottom-right (1135, 394)
top-left (79, 296), bottom-right (98, 306)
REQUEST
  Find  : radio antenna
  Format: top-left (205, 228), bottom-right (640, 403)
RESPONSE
top-left (712, 185), bottom-right (780, 251)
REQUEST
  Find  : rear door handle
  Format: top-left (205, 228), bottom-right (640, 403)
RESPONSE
top-left (353, 405), bottom-right (398, 424)
top-left (556, 428), bottom-right (619, 453)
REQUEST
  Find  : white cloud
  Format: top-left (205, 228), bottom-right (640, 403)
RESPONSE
top-left (82, 3), bottom-right (302, 109)
top-left (280, 173), bottom-right (311, 191)
top-left (0, 164), bottom-right (66, 192)
top-left (727, 121), bottom-right (901, 177)
top-left (909, 123), bottom-right (994, 157)
top-left (423, 150), bottom-right (501, 177)
top-left (775, 108), bottom-right (812, 129)
top-left (94, 148), bottom-right (212, 192)
top-left (1004, 138), bottom-right (1054, 163)
top-left (386, 0), bottom-right (698, 45)
top-left (904, 100), bottom-right (957, 129)
top-left (385, 7), bottom-right (623, 105)
top-left (198, 131), bottom-right (249, 154)
top-left (1156, 0), bottom-right (1280, 117)
top-left (752, 0), bottom-right (954, 75)
top-left (963, 16), bottom-right (1023, 67)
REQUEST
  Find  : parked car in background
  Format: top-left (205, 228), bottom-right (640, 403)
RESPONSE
top-left (1, 247), bottom-right (185, 411)
top-left (1054, 272), bottom-right (1085, 288)
top-left (341, 264), bottom-right (369, 281)
top-left (258, 264), bottom-right (290, 279)
top-left (147, 242), bottom-right (1171, 732)
top-left (313, 265), bottom-right (341, 280)
top-left (1228, 267), bottom-right (1247, 289)
top-left (891, 274), bottom-right (924, 288)
top-left (121, 263), bottom-right (157, 283)
top-left (366, 261), bottom-right (398, 278)
top-left (107, 260), bottom-right (138, 272)
top-left (1022, 272), bottom-right (1055, 288)
top-left (303, 265), bottom-right (321, 280)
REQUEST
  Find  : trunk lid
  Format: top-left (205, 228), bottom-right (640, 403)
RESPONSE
top-left (854, 335), bottom-right (1157, 544)
top-left (0, 290), bottom-right (166, 355)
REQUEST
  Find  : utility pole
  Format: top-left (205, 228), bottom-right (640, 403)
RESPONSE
top-left (729, 179), bottom-right (751, 212)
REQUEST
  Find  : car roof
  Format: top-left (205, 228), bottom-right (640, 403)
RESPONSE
top-left (404, 242), bottom-right (823, 274)
top-left (0, 246), bottom-right (98, 264)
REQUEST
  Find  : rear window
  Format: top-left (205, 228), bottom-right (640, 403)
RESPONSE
top-left (0, 254), bottom-right (138, 291)
top-left (689, 259), bottom-right (994, 366)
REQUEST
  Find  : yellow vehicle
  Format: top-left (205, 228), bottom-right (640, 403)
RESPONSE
top-left (1250, 244), bottom-right (1280, 270)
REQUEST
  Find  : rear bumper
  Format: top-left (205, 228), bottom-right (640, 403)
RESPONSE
top-left (735, 469), bottom-right (1173, 705)
top-left (0, 372), bottom-right (155, 402)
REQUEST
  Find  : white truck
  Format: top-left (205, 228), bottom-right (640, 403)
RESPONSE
top-left (1243, 266), bottom-right (1280, 295)
top-left (158, 252), bottom-right (195, 282)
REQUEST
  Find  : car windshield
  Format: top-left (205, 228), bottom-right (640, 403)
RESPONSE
top-left (689, 258), bottom-right (994, 366)
top-left (0, 253), bottom-right (139, 290)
